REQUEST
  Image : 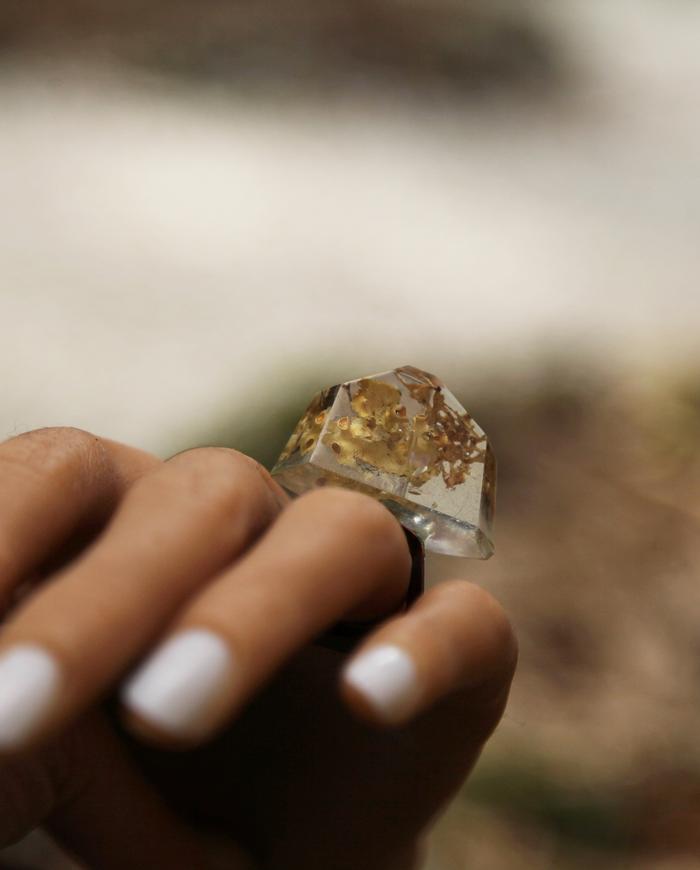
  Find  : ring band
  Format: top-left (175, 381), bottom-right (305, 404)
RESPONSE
top-left (318, 529), bottom-right (424, 653)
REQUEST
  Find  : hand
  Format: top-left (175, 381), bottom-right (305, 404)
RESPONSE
top-left (0, 428), bottom-right (517, 870)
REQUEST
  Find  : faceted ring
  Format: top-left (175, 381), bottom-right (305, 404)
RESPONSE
top-left (271, 366), bottom-right (495, 560)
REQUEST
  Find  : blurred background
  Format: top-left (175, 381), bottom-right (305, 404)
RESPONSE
top-left (1, 1), bottom-right (700, 867)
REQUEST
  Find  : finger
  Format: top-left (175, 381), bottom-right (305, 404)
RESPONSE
top-left (0, 448), bottom-right (287, 754)
top-left (341, 580), bottom-right (517, 727)
top-left (2, 715), bottom-right (251, 870)
top-left (34, 716), bottom-right (217, 870)
top-left (122, 488), bottom-right (411, 744)
top-left (0, 427), bottom-right (159, 609)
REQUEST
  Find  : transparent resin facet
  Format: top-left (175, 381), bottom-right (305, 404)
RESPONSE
top-left (272, 366), bottom-right (495, 558)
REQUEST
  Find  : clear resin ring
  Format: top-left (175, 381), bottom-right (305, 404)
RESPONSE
top-left (272, 366), bottom-right (495, 560)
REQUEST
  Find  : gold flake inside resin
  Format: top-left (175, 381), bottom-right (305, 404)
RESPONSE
top-left (273, 366), bottom-right (495, 558)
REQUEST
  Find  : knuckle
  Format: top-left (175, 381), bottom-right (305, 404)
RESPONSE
top-left (14, 426), bottom-right (96, 451)
top-left (239, 455), bottom-right (281, 497)
top-left (345, 494), bottom-right (404, 549)
top-left (295, 487), bottom-right (408, 563)
top-left (0, 427), bottom-right (106, 481)
top-left (161, 447), bottom-right (262, 515)
top-left (143, 448), bottom-right (284, 553)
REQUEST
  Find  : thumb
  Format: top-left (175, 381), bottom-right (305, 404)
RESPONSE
top-left (1, 712), bottom-right (220, 870)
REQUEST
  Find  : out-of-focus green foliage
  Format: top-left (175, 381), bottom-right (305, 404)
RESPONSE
top-left (464, 757), bottom-right (629, 851)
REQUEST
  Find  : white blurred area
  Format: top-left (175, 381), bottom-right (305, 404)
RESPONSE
top-left (1, 0), bottom-right (699, 453)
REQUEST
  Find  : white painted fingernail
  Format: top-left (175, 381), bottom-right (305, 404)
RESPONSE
top-left (122, 628), bottom-right (235, 739)
top-left (343, 644), bottom-right (420, 724)
top-left (0, 645), bottom-right (61, 750)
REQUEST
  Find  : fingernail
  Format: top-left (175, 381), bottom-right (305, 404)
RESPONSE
top-left (122, 628), bottom-right (235, 740)
top-left (343, 644), bottom-right (420, 724)
top-left (0, 645), bottom-right (61, 750)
